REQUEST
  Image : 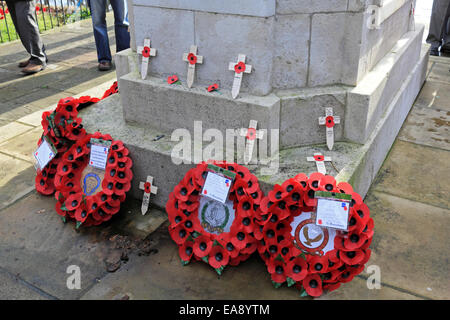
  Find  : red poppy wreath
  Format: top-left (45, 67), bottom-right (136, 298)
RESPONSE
top-left (53, 132), bottom-right (133, 228)
top-left (35, 82), bottom-right (119, 195)
top-left (166, 161), bottom-right (264, 275)
top-left (256, 173), bottom-right (374, 298)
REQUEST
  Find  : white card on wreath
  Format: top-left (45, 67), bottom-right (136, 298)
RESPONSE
top-left (89, 138), bottom-right (111, 170)
top-left (201, 171), bottom-right (232, 204)
top-left (34, 138), bottom-right (56, 171)
top-left (315, 198), bottom-right (349, 231)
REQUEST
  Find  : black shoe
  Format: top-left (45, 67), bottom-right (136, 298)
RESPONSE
top-left (440, 44), bottom-right (450, 53)
top-left (430, 47), bottom-right (439, 56)
top-left (98, 61), bottom-right (112, 71)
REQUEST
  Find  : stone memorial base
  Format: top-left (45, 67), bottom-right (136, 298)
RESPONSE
top-left (79, 37), bottom-right (429, 209)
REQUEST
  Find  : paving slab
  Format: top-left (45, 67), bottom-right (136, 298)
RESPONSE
top-left (318, 277), bottom-right (422, 300)
top-left (427, 63), bottom-right (450, 84)
top-left (0, 153), bottom-right (34, 210)
top-left (364, 191), bottom-right (450, 300)
top-left (373, 140), bottom-right (450, 209)
top-left (0, 122), bottom-right (33, 144)
top-left (0, 127), bottom-right (43, 162)
top-left (398, 106), bottom-right (450, 151)
top-left (80, 226), bottom-right (305, 300)
top-left (413, 80), bottom-right (450, 111)
top-left (0, 192), bottom-right (124, 299)
top-left (0, 271), bottom-right (47, 300)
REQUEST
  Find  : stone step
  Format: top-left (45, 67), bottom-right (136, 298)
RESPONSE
top-left (80, 43), bottom-right (428, 209)
top-left (346, 23), bottom-right (424, 144)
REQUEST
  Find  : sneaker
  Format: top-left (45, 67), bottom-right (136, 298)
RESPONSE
top-left (98, 61), bottom-right (112, 71)
top-left (18, 59), bottom-right (30, 68)
top-left (21, 63), bottom-right (45, 75)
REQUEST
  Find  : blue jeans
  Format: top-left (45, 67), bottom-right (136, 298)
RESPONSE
top-left (88, 0), bottom-right (130, 63)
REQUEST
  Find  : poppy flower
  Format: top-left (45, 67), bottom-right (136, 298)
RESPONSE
top-left (268, 184), bottom-right (288, 203)
top-left (174, 183), bottom-right (191, 202)
top-left (323, 282), bottom-right (341, 292)
top-left (193, 235), bottom-right (212, 258)
top-left (228, 255), bottom-right (242, 267)
top-left (343, 231), bottom-right (368, 250)
top-left (35, 175), bottom-right (55, 195)
top-left (303, 273), bottom-right (323, 297)
top-left (235, 165), bottom-right (251, 183)
top-left (142, 46), bottom-right (151, 58)
top-left (267, 258), bottom-right (287, 283)
top-left (286, 257), bottom-right (308, 282)
top-left (240, 237), bottom-right (257, 255)
top-left (319, 175), bottom-right (337, 192)
top-left (325, 116), bottom-right (335, 128)
top-left (230, 225), bottom-right (249, 250)
top-left (187, 53), bottom-right (197, 65)
top-left (55, 201), bottom-right (66, 217)
top-left (207, 83), bottom-right (219, 92)
top-left (219, 235), bottom-right (240, 259)
top-left (340, 249), bottom-right (365, 265)
top-left (167, 75), bottom-right (179, 84)
top-left (337, 181), bottom-right (353, 194)
top-left (74, 205), bottom-right (89, 223)
top-left (170, 223), bottom-right (190, 245)
top-left (308, 255), bottom-right (328, 274)
top-left (234, 62), bottom-right (246, 74)
top-left (179, 240), bottom-right (194, 261)
top-left (208, 245), bottom-right (230, 269)
top-left (113, 180), bottom-right (131, 196)
top-left (337, 269), bottom-right (355, 283)
top-left (314, 155), bottom-right (324, 161)
top-left (362, 218), bottom-right (374, 239)
top-left (308, 172), bottom-right (324, 191)
top-left (114, 168), bottom-right (133, 184)
top-left (64, 193), bottom-right (82, 211)
top-left (347, 208), bottom-right (366, 234)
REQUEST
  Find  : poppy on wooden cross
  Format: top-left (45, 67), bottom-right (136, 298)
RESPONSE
top-left (182, 45), bottom-right (203, 88)
top-left (239, 119), bottom-right (264, 164)
top-left (137, 38), bottom-right (157, 80)
top-left (228, 54), bottom-right (252, 99)
top-left (319, 107), bottom-right (340, 151)
top-left (139, 175), bottom-right (158, 215)
top-left (307, 153), bottom-right (332, 175)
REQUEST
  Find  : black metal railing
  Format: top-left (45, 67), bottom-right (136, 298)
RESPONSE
top-left (0, 0), bottom-right (102, 43)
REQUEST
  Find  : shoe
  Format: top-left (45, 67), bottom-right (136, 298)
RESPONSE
top-left (21, 63), bottom-right (45, 75)
top-left (18, 59), bottom-right (30, 68)
top-left (98, 61), bottom-right (112, 71)
top-left (430, 47), bottom-right (439, 56)
top-left (440, 44), bottom-right (450, 53)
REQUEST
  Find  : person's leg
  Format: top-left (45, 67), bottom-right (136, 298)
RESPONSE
top-left (13, 1), bottom-right (46, 67)
top-left (5, 1), bottom-right (27, 51)
top-left (426, 0), bottom-right (450, 53)
top-left (441, 3), bottom-right (450, 50)
top-left (109, 0), bottom-right (130, 53)
top-left (88, 0), bottom-right (111, 63)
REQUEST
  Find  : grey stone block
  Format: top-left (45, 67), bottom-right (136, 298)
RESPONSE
top-left (277, 87), bottom-right (347, 148)
top-left (272, 14), bottom-right (310, 89)
top-left (119, 72), bottom-right (280, 138)
top-left (276, 0), bottom-right (348, 14)
top-left (133, 0), bottom-right (276, 17)
top-left (194, 12), bottom-right (275, 96)
top-left (346, 25), bottom-right (423, 144)
top-left (309, 12), bottom-right (364, 87)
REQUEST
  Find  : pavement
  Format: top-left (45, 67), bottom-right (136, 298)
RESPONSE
top-left (0, 10), bottom-right (449, 300)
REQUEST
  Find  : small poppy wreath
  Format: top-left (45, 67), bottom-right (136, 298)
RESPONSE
top-left (256, 173), bottom-right (374, 298)
top-left (207, 83), bottom-right (219, 92)
top-left (325, 116), bottom-right (335, 128)
top-left (167, 75), bottom-right (180, 85)
top-left (166, 161), bottom-right (264, 275)
top-left (35, 82), bottom-right (119, 196)
top-left (53, 132), bottom-right (133, 228)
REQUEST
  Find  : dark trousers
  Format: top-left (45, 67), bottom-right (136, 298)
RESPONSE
top-left (426, 0), bottom-right (450, 49)
top-left (88, 0), bottom-right (130, 63)
top-left (5, 0), bottom-right (47, 65)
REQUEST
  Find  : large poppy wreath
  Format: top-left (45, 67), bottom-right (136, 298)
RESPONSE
top-left (256, 173), bottom-right (374, 298)
top-left (35, 82), bottom-right (119, 195)
top-left (166, 161), bottom-right (264, 275)
top-left (53, 132), bottom-right (133, 228)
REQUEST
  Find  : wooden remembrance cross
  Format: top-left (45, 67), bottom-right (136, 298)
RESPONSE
top-left (319, 107), bottom-right (340, 151)
top-left (307, 153), bottom-right (332, 175)
top-left (137, 38), bottom-right (157, 80)
top-left (139, 176), bottom-right (158, 215)
top-left (228, 54), bottom-right (252, 99)
top-left (239, 120), bottom-right (264, 164)
top-left (183, 45), bottom-right (203, 88)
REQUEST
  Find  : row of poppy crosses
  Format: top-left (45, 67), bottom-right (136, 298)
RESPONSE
top-left (139, 39), bottom-right (251, 99)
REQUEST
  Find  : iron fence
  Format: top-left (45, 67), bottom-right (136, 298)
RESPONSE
top-left (0, 0), bottom-right (107, 43)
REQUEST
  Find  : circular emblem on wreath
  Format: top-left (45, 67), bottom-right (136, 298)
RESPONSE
top-left (166, 161), bottom-right (263, 274)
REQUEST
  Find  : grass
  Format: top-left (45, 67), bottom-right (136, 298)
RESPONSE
top-left (0, 8), bottom-right (91, 43)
